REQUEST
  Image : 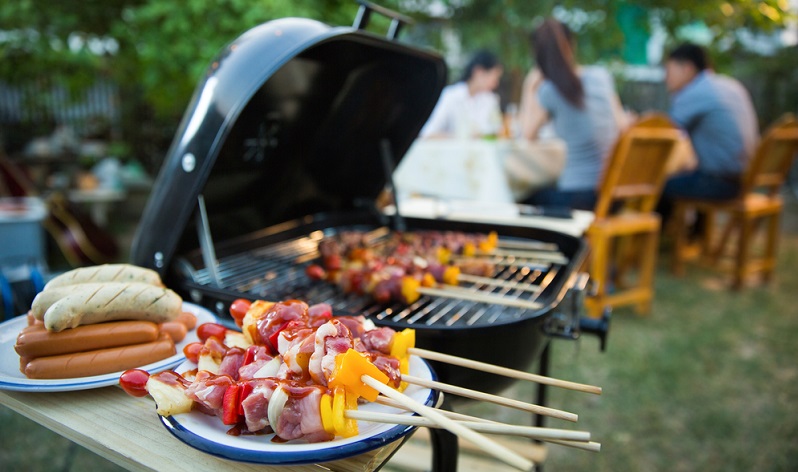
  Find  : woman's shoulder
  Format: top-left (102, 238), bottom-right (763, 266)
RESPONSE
top-left (441, 81), bottom-right (469, 98)
top-left (580, 65), bottom-right (613, 83)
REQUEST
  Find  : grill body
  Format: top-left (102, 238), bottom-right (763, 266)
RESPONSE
top-left (130, 10), bottom-right (592, 396)
top-left (168, 210), bottom-right (587, 394)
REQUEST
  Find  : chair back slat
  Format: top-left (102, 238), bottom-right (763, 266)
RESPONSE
top-left (744, 114), bottom-right (798, 197)
top-left (594, 113), bottom-right (682, 218)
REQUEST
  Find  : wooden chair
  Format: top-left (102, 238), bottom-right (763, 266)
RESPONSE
top-left (670, 114), bottom-right (798, 290)
top-left (584, 113), bottom-right (682, 318)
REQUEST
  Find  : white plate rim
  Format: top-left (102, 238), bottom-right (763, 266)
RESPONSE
top-left (0, 302), bottom-right (216, 392)
top-left (159, 355), bottom-right (438, 465)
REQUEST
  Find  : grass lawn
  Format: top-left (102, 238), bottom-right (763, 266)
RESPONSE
top-left (458, 198), bottom-right (798, 471)
top-left (2, 200), bottom-right (797, 472)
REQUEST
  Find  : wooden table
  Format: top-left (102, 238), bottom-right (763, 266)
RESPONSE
top-left (0, 386), bottom-right (406, 472)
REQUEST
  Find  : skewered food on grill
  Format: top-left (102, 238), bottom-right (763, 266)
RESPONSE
top-left (305, 230), bottom-right (499, 304)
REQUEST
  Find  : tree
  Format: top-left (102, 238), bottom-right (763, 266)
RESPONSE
top-left (0, 0), bottom-right (794, 165)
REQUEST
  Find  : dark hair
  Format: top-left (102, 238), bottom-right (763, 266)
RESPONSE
top-left (460, 50), bottom-right (501, 82)
top-left (531, 19), bottom-right (584, 108)
top-left (668, 43), bottom-right (710, 71)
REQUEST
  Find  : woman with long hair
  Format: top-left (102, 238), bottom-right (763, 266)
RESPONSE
top-left (517, 18), bottom-right (628, 210)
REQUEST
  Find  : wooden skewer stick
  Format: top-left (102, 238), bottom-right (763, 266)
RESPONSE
top-left (548, 439), bottom-right (602, 452)
top-left (374, 396), bottom-right (495, 423)
top-left (456, 273), bottom-right (543, 293)
top-left (345, 411), bottom-right (590, 442)
top-left (497, 239), bottom-right (559, 252)
top-left (402, 374), bottom-right (577, 422)
top-left (408, 347), bottom-right (602, 395)
top-left (373, 398), bottom-right (601, 452)
top-left (451, 255), bottom-right (550, 271)
top-left (415, 286), bottom-right (543, 311)
top-left (361, 375), bottom-right (534, 471)
top-left (476, 249), bottom-right (569, 264)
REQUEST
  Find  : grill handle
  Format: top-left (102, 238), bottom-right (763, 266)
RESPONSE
top-left (579, 310), bottom-right (610, 352)
top-left (354, 0), bottom-right (414, 39)
top-left (543, 272), bottom-right (610, 351)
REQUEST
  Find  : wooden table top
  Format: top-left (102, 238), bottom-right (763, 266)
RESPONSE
top-left (0, 386), bottom-right (406, 472)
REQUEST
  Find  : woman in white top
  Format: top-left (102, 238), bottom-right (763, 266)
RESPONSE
top-left (420, 50), bottom-right (504, 139)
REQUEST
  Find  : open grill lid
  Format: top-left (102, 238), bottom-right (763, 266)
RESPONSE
top-left (131, 8), bottom-right (447, 275)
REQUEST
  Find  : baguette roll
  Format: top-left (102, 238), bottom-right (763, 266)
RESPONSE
top-left (23, 333), bottom-right (176, 379)
top-left (30, 283), bottom-right (107, 320)
top-left (14, 320), bottom-right (160, 358)
top-left (43, 283), bottom-right (182, 332)
top-left (44, 264), bottom-right (163, 290)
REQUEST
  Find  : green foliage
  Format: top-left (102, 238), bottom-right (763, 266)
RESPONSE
top-left (0, 0), bottom-right (794, 164)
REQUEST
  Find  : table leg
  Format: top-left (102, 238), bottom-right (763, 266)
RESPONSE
top-left (429, 395), bottom-right (459, 472)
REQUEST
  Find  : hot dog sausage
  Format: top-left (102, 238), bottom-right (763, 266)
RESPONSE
top-left (176, 311), bottom-right (197, 330)
top-left (44, 264), bottom-right (163, 290)
top-left (158, 321), bottom-right (187, 343)
top-left (14, 320), bottom-right (160, 358)
top-left (43, 283), bottom-right (182, 332)
top-left (23, 333), bottom-right (176, 379)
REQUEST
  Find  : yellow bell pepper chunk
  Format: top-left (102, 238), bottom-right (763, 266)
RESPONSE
top-left (328, 349), bottom-right (390, 402)
top-left (436, 246), bottom-right (452, 264)
top-left (389, 328), bottom-right (416, 360)
top-left (332, 385), bottom-right (347, 437)
top-left (463, 242), bottom-right (476, 257)
top-left (421, 273), bottom-right (436, 288)
top-left (320, 393), bottom-right (335, 435)
top-left (397, 356), bottom-right (410, 392)
top-left (479, 233), bottom-right (498, 252)
top-left (331, 385), bottom-right (358, 438)
top-left (443, 265), bottom-right (460, 286)
top-left (400, 276), bottom-right (421, 304)
top-left (343, 388), bottom-right (359, 436)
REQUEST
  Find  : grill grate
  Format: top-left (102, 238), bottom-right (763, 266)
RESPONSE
top-left (183, 226), bottom-right (567, 328)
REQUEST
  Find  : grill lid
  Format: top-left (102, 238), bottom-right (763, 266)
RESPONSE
top-left (131, 9), bottom-right (447, 274)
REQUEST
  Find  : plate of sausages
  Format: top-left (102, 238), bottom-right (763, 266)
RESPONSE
top-left (0, 264), bottom-right (218, 392)
top-left (0, 302), bottom-right (216, 392)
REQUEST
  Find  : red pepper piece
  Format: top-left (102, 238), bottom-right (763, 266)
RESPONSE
top-left (305, 264), bottom-right (326, 281)
top-left (242, 345), bottom-right (258, 366)
top-left (323, 254), bottom-right (342, 271)
top-left (267, 321), bottom-right (291, 354)
top-left (222, 384), bottom-right (241, 425)
top-left (237, 382), bottom-right (253, 416)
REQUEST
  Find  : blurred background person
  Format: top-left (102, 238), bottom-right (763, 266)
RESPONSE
top-left (516, 18), bottom-right (629, 211)
top-left (420, 50), bottom-right (504, 139)
top-left (658, 42), bottom-right (759, 222)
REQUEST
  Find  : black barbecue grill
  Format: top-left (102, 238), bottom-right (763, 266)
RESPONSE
top-left (130, 3), bottom-right (607, 469)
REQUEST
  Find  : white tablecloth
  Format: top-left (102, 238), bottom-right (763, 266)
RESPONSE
top-left (393, 139), bottom-right (516, 204)
top-left (390, 197), bottom-right (594, 237)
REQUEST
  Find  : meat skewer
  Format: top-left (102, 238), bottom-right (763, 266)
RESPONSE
top-left (232, 300), bottom-right (573, 420)
top-left (121, 299), bottom-right (601, 468)
top-left (124, 328), bottom-right (535, 469)
top-left (306, 229), bottom-right (566, 310)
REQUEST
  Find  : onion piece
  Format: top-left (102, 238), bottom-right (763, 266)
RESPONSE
top-left (253, 358), bottom-right (281, 379)
top-left (362, 318), bottom-right (377, 331)
top-left (267, 385), bottom-right (289, 429)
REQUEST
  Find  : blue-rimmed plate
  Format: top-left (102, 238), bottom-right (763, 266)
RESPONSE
top-left (0, 302), bottom-right (216, 392)
top-left (160, 356), bottom-right (438, 465)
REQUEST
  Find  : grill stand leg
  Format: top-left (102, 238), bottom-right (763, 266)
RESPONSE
top-left (429, 396), bottom-right (459, 472)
